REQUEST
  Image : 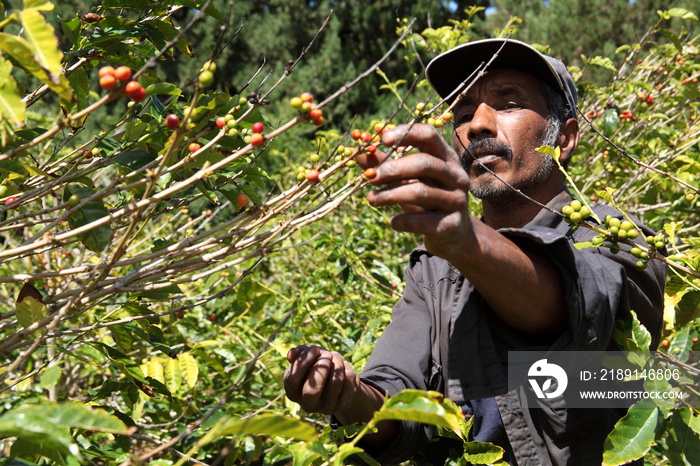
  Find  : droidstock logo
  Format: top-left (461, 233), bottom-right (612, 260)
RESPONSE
top-left (528, 359), bottom-right (568, 399)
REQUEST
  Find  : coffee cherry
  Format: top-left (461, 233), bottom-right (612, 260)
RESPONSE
top-left (5, 196), bottom-right (18, 205)
top-left (98, 66), bottom-right (115, 78)
top-left (360, 132), bottom-right (372, 143)
top-left (99, 75), bottom-right (117, 90)
top-left (290, 96), bottom-right (303, 109)
top-left (165, 114), bottom-right (180, 129)
top-left (67, 194), bottom-right (81, 207)
top-left (252, 122), bottom-right (264, 134)
top-left (125, 80), bottom-right (142, 96)
top-left (300, 92), bottom-right (313, 103)
top-left (569, 212), bottom-right (583, 224)
top-left (351, 129), bottom-right (362, 140)
top-left (202, 60), bottom-right (217, 72)
top-left (236, 194), bottom-right (249, 208)
top-left (607, 217), bottom-right (621, 229)
top-left (306, 169), bottom-right (320, 182)
top-left (309, 153), bottom-right (320, 163)
top-left (309, 109), bottom-right (323, 120)
top-left (114, 66), bottom-right (132, 82)
top-left (364, 167), bottom-right (377, 179)
top-left (0, 185), bottom-right (7, 197)
top-left (215, 117), bottom-right (226, 128)
top-left (188, 142), bottom-right (201, 153)
top-left (130, 86), bottom-right (147, 102)
top-left (250, 133), bottom-right (264, 147)
top-left (198, 70), bottom-right (214, 88)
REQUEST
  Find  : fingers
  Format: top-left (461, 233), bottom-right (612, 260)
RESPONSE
top-left (382, 123), bottom-right (460, 164)
top-left (365, 153), bottom-right (470, 213)
top-left (283, 346), bottom-right (357, 415)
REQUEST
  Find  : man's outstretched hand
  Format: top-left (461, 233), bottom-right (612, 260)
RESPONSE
top-left (283, 345), bottom-right (398, 443)
top-left (283, 345), bottom-right (362, 415)
top-left (355, 123), bottom-right (474, 261)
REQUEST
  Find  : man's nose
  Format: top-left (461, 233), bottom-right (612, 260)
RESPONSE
top-left (467, 103), bottom-right (497, 140)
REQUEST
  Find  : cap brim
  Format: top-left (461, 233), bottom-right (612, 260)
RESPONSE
top-left (426, 39), bottom-right (565, 102)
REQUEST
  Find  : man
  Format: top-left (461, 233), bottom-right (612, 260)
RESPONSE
top-left (283, 39), bottom-right (666, 465)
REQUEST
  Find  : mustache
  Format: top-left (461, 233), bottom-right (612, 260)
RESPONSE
top-left (460, 138), bottom-right (513, 170)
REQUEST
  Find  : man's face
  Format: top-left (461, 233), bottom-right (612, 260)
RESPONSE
top-left (451, 68), bottom-right (560, 201)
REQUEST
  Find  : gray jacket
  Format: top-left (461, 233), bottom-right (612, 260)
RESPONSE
top-left (360, 190), bottom-right (666, 465)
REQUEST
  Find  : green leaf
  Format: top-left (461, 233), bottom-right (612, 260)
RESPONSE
top-left (216, 413), bottom-right (317, 441)
top-left (171, 0), bottom-right (224, 22)
top-left (64, 185), bottom-right (113, 252)
top-left (598, 109), bottom-right (620, 136)
top-left (20, 9), bottom-right (65, 81)
top-left (676, 290), bottom-right (700, 327)
top-left (23, 0), bottom-right (54, 10)
top-left (11, 437), bottom-right (67, 466)
top-left (586, 56), bottom-right (617, 72)
top-left (536, 144), bottom-right (559, 160)
top-left (20, 9), bottom-right (72, 101)
top-left (32, 401), bottom-right (128, 433)
top-left (0, 57), bottom-right (25, 126)
top-left (39, 365), bottom-right (62, 390)
top-left (64, 66), bottom-right (90, 125)
top-left (91, 342), bottom-right (147, 384)
top-left (142, 19), bottom-right (192, 56)
top-left (15, 282), bottom-right (47, 331)
top-left (666, 408), bottom-right (700, 465)
top-left (0, 402), bottom-right (127, 461)
top-left (611, 311), bottom-right (652, 352)
top-left (332, 443), bottom-right (378, 466)
top-left (0, 32), bottom-right (71, 100)
top-left (112, 150), bottom-right (157, 172)
top-left (145, 82), bottom-right (182, 97)
top-left (462, 441), bottom-right (504, 464)
top-left (602, 399), bottom-right (662, 466)
top-left (164, 356), bottom-right (182, 393)
top-left (373, 390), bottom-right (467, 438)
top-left (178, 352), bottom-right (198, 388)
top-left (662, 8), bottom-right (699, 20)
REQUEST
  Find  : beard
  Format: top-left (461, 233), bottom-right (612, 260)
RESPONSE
top-left (460, 117), bottom-right (561, 201)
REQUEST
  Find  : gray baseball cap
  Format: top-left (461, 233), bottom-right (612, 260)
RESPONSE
top-left (425, 38), bottom-right (578, 120)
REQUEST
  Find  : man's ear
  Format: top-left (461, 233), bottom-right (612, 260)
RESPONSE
top-left (557, 118), bottom-right (579, 165)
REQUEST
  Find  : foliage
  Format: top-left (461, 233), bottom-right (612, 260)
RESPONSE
top-left (0, 1), bottom-right (697, 465)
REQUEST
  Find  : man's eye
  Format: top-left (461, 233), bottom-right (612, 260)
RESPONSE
top-left (455, 114), bottom-right (473, 126)
top-left (501, 102), bottom-right (521, 110)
